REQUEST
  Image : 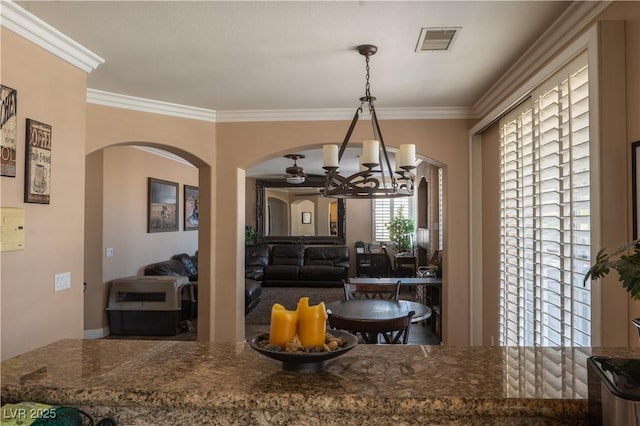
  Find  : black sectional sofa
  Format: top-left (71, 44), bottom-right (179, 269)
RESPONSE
top-left (245, 244), bottom-right (350, 288)
top-left (144, 252), bottom-right (263, 315)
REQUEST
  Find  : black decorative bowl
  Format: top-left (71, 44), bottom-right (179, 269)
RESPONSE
top-left (249, 330), bottom-right (358, 372)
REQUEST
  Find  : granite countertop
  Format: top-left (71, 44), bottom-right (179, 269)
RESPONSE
top-left (2, 339), bottom-right (639, 425)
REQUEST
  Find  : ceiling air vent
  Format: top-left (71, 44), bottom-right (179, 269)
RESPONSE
top-left (416, 27), bottom-right (460, 52)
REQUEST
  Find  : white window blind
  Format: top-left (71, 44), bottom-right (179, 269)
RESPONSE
top-left (499, 51), bottom-right (591, 347)
top-left (373, 197), bottom-right (412, 242)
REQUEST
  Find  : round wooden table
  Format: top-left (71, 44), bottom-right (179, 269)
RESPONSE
top-left (325, 299), bottom-right (431, 323)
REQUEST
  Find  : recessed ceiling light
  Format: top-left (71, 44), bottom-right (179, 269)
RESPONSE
top-left (416, 27), bottom-right (461, 52)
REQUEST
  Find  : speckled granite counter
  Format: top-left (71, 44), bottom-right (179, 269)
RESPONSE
top-left (2, 339), bottom-right (639, 425)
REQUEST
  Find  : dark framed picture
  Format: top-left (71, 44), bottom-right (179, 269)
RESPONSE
top-left (1, 85), bottom-right (17, 177)
top-left (302, 211), bottom-right (312, 224)
top-left (24, 119), bottom-right (51, 204)
top-left (184, 184), bottom-right (199, 231)
top-left (148, 177), bottom-right (178, 233)
top-left (632, 141), bottom-right (640, 240)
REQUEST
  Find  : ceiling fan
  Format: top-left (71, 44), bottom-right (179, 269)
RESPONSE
top-left (284, 154), bottom-right (306, 184)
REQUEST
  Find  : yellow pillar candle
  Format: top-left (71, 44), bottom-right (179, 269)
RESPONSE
top-left (269, 303), bottom-right (298, 347)
top-left (296, 297), bottom-right (327, 348)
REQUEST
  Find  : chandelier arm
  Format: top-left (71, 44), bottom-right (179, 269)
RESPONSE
top-left (337, 108), bottom-right (362, 162)
top-left (371, 106), bottom-right (397, 184)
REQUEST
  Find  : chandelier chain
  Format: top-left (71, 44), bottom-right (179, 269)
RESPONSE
top-left (365, 54), bottom-right (371, 99)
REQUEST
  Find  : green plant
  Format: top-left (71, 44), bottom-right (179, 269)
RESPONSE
top-left (245, 225), bottom-right (257, 245)
top-left (584, 240), bottom-right (640, 300)
top-left (386, 207), bottom-right (415, 254)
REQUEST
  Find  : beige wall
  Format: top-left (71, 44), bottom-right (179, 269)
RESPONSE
top-left (0, 29), bottom-right (88, 359)
top-left (84, 146), bottom-right (198, 332)
top-left (599, 2), bottom-right (640, 345)
top-left (480, 124), bottom-right (500, 346)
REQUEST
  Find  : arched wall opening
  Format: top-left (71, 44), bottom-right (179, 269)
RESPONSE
top-left (85, 103), bottom-right (217, 342)
top-left (233, 121), bottom-right (461, 343)
top-left (84, 143), bottom-right (203, 338)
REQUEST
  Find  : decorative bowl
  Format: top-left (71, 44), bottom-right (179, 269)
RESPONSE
top-left (249, 329), bottom-right (358, 372)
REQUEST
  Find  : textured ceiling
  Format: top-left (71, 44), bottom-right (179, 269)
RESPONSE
top-left (17, 1), bottom-right (571, 112)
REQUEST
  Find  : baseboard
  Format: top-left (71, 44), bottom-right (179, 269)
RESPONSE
top-left (83, 327), bottom-right (110, 339)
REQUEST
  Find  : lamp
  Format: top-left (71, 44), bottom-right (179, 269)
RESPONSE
top-left (322, 44), bottom-right (415, 199)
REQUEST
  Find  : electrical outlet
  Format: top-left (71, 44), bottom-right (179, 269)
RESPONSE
top-left (105, 248), bottom-right (114, 258)
top-left (54, 272), bottom-right (71, 292)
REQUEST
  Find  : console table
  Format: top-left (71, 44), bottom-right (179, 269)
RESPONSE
top-left (355, 253), bottom-right (388, 277)
top-left (394, 254), bottom-right (417, 276)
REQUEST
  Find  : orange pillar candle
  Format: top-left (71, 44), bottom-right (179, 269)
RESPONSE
top-left (296, 297), bottom-right (327, 348)
top-left (269, 303), bottom-right (298, 347)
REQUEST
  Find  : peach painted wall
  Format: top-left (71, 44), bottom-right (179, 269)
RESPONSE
top-left (0, 29), bottom-right (88, 359)
top-left (83, 146), bottom-right (198, 332)
top-left (218, 118), bottom-right (473, 345)
top-left (600, 1), bottom-right (640, 346)
top-left (480, 124), bottom-right (500, 346)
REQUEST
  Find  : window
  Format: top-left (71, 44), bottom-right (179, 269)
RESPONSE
top-left (373, 197), bottom-right (413, 242)
top-left (499, 51), bottom-right (591, 347)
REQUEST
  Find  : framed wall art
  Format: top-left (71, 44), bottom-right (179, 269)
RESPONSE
top-left (148, 177), bottom-right (178, 233)
top-left (632, 141), bottom-right (640, 240)
top-left (24, 119), bottom-right (51, 204)
top-left (184, 184), bottom-right (199, 231)
top-left (0, 85), bottom-right (17, 177)
top-left (302, 211), bottom-right (312, 224)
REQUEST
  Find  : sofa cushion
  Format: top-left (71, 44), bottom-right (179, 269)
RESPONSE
top-left (304, 246), bottom-right (350, 267)
top-left (144, 259), bottom-right (188, 277)
top-left (246, 244), bottom-right (270, 267)
top-left (245, 279), bottom-right (262, 315)
top-left (264, 264), bottom-right (300, 281)
top-left (245, 266), bottom-right (265, 281)
top-left (171, 253), bottom-right (198, 280)
top-left (270, 245), bottom-right (305, 266)
top-left (299, 265), bottom-right (347, 282)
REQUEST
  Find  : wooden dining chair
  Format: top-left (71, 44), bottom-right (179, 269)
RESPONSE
top-left (343, 281), bottom-right (401, 300)
top-left (328, 311), bottom-right (414, 344)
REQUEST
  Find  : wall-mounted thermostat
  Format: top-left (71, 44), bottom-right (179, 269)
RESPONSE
top-left (1, 207), bottom-right (25, 252)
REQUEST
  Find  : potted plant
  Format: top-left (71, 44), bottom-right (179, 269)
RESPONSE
top-left (386, 207), bottom-right (415, 254)
top-left (583, 240), bottom-right (640, 300)
top-left (245, 225), bottom-right (257, 245)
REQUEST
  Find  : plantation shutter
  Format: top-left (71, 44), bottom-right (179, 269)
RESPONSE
top-left (499, 51), bottom-right (591, 347)
top-left (373, 197), bottom-right (411, 242)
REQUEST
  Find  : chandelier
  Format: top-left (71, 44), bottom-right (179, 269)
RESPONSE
top-left (322, 44), bottom-right (415, 199)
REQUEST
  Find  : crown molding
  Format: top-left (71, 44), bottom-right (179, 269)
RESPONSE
top-left (87, 88), bottom-right (472, 123)
top-left (472, 0), bottom-right (610, 119)
top-left (0, 0), bottom-right (104, 73)
top-left (216, 106), bottom-right (474, 123)
top-left (87, 89), bottom-right (217, 122)
top-left (133, 146), bottom-right (195, 167)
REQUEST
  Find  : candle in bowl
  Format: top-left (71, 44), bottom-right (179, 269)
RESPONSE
top-left (269, 303), bottom-right (298, 347)
top-left (296, 297), bottom-right (327, 348)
